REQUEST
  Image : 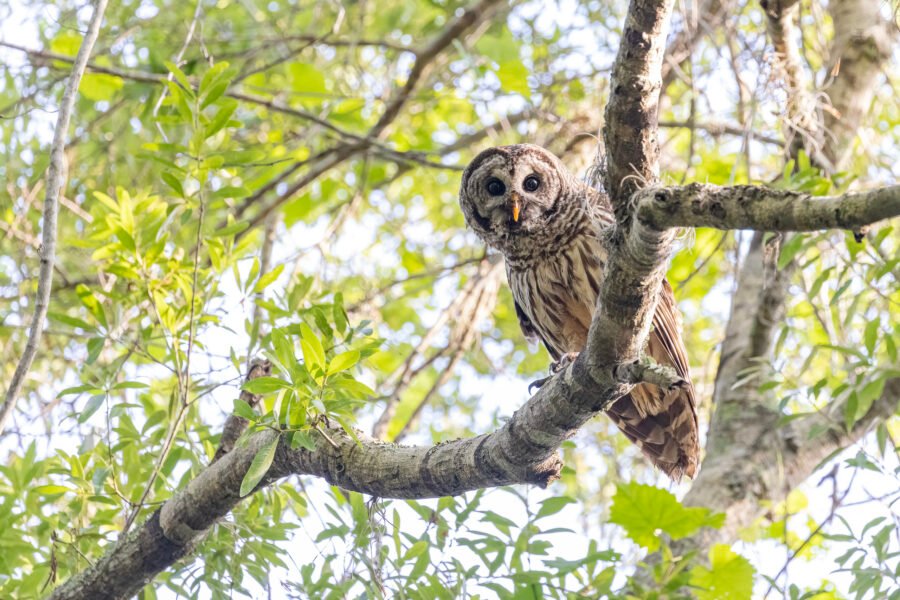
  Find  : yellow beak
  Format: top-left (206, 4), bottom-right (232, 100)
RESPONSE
top-left (511, 192), bottom-right (521, 222)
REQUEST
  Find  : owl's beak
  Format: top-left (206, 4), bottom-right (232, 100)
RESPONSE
top-left (510, 192), bottom-right (521, 222)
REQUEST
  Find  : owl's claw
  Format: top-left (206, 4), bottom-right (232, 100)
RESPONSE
top-left (551, 352), bottom-right (580, 373)
top-left (528, 376), bottom-right (551, 394)
top-left (528, 352), bottom-right (580, 394)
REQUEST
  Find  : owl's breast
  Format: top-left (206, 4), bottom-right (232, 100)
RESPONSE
top-left (506, 231), bottom-right (608, 358)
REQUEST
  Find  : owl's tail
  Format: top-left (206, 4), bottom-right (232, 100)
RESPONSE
top-left (605, 383), bottom-right (700, 481)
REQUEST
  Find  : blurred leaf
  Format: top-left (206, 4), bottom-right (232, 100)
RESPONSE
top-left (610, 482), bottom-right (723, 551)
top-left (240, 435), bottom-right (279, 497)
top-left (688, 544), bottom-right (755, 600)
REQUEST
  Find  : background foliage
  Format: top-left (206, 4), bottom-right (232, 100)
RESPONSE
top-left (1, 0), bottom-right (898, 597)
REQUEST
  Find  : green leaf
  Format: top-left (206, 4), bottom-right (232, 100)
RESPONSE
top-left (233, 398), bottom-right (256, 419)
top-left (164, 60), bottom-right (194, 96)
top-left (213, 219), bottom-right (250, 238)
top-left (300, 323), bottom-right (326, 371)
top-left (609, 482), bottom-right (723, 551)
top-left (290, 430), bottom-right (316, 451)
top-left (844, 392), bottom-right (859, 431)
top-left (161, 171), bottom-right (184, 197)
top-left (245, 257), bottom-right (260, 293)
top-left (475, 27), bottom-right (520, 62)
top-left (253, 263), bottom-right (285, 293)
top-left (200, 81), bottom-right (230, 109)
top-left (33, 485), bottom-right (70, 496)
top-left (327, 350), bottom-right (359, 375)
top-left (288, 63), bottom-right (327, 94)
top-left (240, 435), bottom-right (279, 497)
top-left (777, 234), bottom-right (806, 269)
top-left (58, 384), bottom-right (102, 397)
top-left (204, 99), bottom-right (238, 138)
top-left (402, 540), bottom-right (430, 564)
top-left (856, 377), bottom-right (886, 418)
top-left (80, 71), bottom-right (124, 101)
top-left (166, 80), bottom-right (193, 122)
top-left (535, 495), bottom-right (576, 519)
top-left (86, 337), bottom-right (104, 364)
top-left (864, 320), bottom-right (879, 356)
top-left (496, 60), bottom-right (530, 97)
top-left (331, 378), bottom-right (374, 399)
top-left (688, 544), bottom-right (755, 600)
top-left (111, 381), bottom-right (149, 391)
top-left (242, 376), bottom-right (292, 394)
top-left (199, 61), bottom-right (233, 96)
top-left (47, 311), bottom-right (94, 330)
top-left (49, 32), bottom-right (81, 57)
top-left (78, 395), bottom-right (105, 423)
top-left (114, 226), bottom-right (136, 252)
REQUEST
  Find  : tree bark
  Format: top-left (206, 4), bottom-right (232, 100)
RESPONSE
top-left (675, 0), bottom-right (897, 558)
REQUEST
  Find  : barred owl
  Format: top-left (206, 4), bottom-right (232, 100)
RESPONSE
top-left (458, 144), bottom-right (699, 480)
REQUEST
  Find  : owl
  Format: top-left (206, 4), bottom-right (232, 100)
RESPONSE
top-left (458, 144), bottom-right (699, 480)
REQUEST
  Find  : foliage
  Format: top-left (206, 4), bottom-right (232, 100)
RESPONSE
top-left (0, 0), bottom-right (898, 598)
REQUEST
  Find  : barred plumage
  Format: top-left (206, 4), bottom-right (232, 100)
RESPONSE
top-left (459, 144), bottom-right (699, 480)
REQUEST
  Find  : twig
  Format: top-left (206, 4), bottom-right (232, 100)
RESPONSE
top-left (151, 0), bottom-right (204, 121)
top-left (0, 0), bottom-right (109, 438)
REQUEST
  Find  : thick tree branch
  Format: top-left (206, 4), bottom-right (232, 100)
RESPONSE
top-left (820, 0), bottom-right (896, 169)
top-left (49, 309), bottom-right (659, 599)
top-left (603, 0), bottom-right (675, 207)
top-left (589, 0), bottom-right (677, 387)
top-left (684, 377), bottom-right (900, 548)
top-left (637, 183), bottom-right (900, 232)
top-left (0, 0), bottom-right (109, 437)
top-left (760, 0), bottom-right (826, 165)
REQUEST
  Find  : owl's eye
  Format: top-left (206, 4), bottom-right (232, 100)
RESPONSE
top-left (523, 175), bottom-right (540, 192)
top-left (485, 178), bottom-right (506, 196)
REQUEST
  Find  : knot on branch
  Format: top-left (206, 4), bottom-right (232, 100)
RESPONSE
top-left (613, 357), bottom-right (686, 391)
top-left (527, 455), bottom-right (564, 489)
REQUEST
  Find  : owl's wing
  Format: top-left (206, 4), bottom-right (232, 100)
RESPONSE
top-left (514, 299), bottom-right (540, 345)
top-left (649, 279), bottom-right (692, 383)
top-left (606, 278), bottom-right (700, 480)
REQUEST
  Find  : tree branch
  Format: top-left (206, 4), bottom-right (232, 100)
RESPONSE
top-left (0, 0), bottom-right (109, 437)
top-left (658, 119), bottom-right (782, 146)
top-left (603, 0), bottom-right (675, 206)
top-left (637, 183), bottom-right (900, 232)
top-left (212, 360), bottom-right (272, 463)
top-left (761, 0), bottom-right (829, 170)
top-left (820, 0), bottom-right (896, 169)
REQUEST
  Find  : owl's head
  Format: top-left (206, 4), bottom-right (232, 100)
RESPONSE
top-left (459, 144), bottom-right (575, 247)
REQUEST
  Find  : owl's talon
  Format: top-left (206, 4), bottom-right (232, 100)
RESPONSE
top-left (528, 376), bottom-right (551, 394)
top-left (551, 351), bottom-right (580, 373)
top-left (668, 377), bottom-right (689, 391)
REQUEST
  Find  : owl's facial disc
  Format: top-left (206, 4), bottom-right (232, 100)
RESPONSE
top-left (460, 145), bottom-right (567, 247)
